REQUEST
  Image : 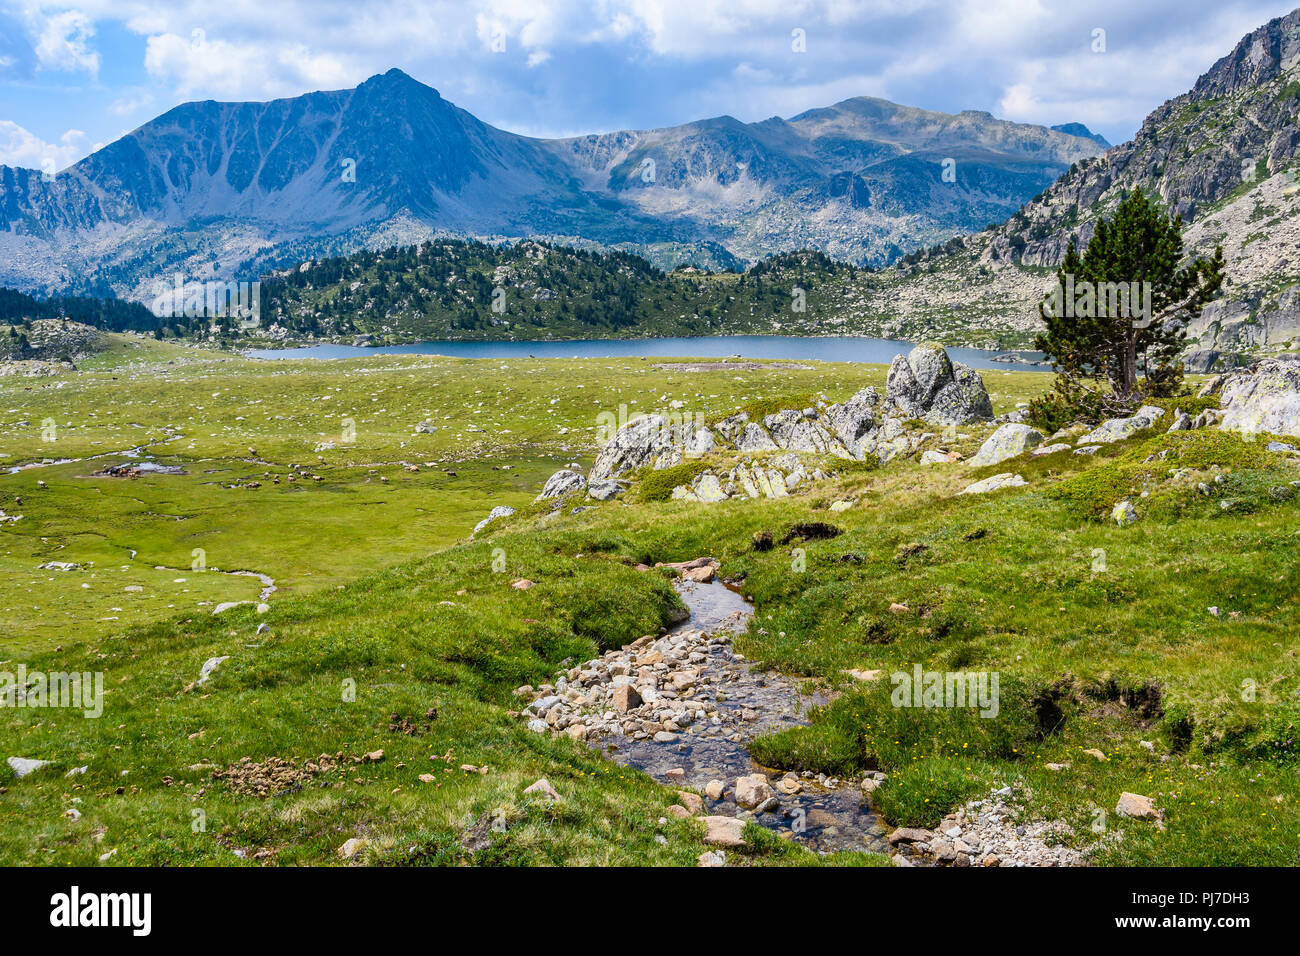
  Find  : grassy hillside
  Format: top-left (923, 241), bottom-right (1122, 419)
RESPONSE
top-left (1, 343), bottom-right (1296, 866)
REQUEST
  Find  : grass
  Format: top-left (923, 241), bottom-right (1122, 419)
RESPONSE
top-left (2, 335), bottom-right (1296, 865)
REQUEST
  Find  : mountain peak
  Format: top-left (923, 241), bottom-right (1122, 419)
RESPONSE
top-left (1050, 123), bottom-right (1111, 149)
top-left (358, 68), bottom-right (439, 98)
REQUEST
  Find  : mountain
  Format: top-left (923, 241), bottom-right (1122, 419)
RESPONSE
top-left (1050, 123), bottom-right (1111, 149)
top-left (865, 7), bottom-right (1300, 368)
top-left (0, 70), bottom-right (1102, 301)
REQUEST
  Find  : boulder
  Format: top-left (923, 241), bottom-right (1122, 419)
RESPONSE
top-left (536, 469), bottom-right (586, 501)
top-left (886, 343), bottom-right (993, 425)
top-left (1030, 442), bottom-right (1072, 457)
top-left (691, 473), bottom-right (729, 503)
top-left (586, 480), bottom-right (625, 501)
top-left (967, 424), bottom-right (1044, 467)
top-left (473, 505), bottom-right (515, 534)
top-left (1218, 355), bottom-right (1300, 437)
top-left (1077, 406), bottom-right (1165, 445)
top-left (734, 422), bottom-right (779, 452)
top-left (1116, 792), bottom-right (1158, 820)
top-left (957, 473), bottom-right (1027, 495)
top-left (6, 756), bottom-right (50, 778)
top-left (762, 410), bottom-right (850, 457)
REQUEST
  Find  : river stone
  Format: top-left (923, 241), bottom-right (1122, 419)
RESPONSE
top-left (6, 756), bottom-right (51, 778)
top-left (734, 773), bottom-right (776, 809)
top-left (886, 343), bottom-right (994, 425)
top-left (957, 473), bottom-right (1027, 495)
top-left (968, 424), bottom-right (1044, 467)
top-left (473, 505), bottom-right (515, 534)
top-left (701, 815), bottom-right (747, 847)
top-left (1077, 406), bottom-right (1165, 444)
top-left (1218, 355), bottom-right (1300, 437)
top-left (586, 480), bottom-right (625, 501)
top-left (536, 469), bottom-right (587, 500)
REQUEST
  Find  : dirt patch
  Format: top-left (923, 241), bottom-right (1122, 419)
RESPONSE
top-left (650, 361), bottom-right (813, 372)
top-left (212, 750), bottom-right (381, 796)
top-left (779, 521), bottom-right (843, 544)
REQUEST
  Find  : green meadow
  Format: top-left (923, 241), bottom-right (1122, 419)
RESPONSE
top-left (1, 333), bottom-right (1296, 866)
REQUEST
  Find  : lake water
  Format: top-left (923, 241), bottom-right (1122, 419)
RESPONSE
top-left (246, 335), bottom-right (1040, 372)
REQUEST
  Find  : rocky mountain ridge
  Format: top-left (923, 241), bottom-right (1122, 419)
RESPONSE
top-left (0, 71), bottom-right (1101, 300)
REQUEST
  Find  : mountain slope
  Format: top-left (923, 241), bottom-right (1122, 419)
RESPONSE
top-left (869, 7), bottom-right (1300, 367)
top-left (0, 73), bottom-right (1101, 300)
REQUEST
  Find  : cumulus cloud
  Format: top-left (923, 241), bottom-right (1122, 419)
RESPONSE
top-left (3, 0), bottom-right (1296, 152)
top-left (32, 9), bottom-right (100, 75)
top-left (0, 121), bottom-right (94, 171)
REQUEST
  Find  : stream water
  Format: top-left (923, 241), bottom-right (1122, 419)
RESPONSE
top-left (597, 579), bottom-right (891, 855)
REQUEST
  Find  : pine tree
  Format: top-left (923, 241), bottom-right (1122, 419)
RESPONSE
top-left (1034, 189), bottom-right (1224, 412)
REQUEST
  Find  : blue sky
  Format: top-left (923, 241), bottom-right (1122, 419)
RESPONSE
top-left (1, 0), bottom-right (1295, 172)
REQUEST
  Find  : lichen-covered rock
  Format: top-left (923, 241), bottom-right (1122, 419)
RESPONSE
top-left (886, 343), bottom-right (994, 425)
top-left (1112, 499), bottom-right (1139, 526)
top-left (1218, 354), bottom-right (1300, 437)
top-left (1077, 406), bottom-right (1165, 444)
top-left (968, 423), bottom-right (1044, 467)
top-left (536, 469), bottom-right (587, 500)
top-left (692, 473), bottom-right (729, 503)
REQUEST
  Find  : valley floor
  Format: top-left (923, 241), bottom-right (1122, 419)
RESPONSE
top-left (0, 334), bottom-right (1296, 866)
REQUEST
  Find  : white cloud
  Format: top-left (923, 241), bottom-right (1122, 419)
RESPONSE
top-left (0, 121), bottom-right (93, 171)
top-left (32, 9), bottom-right (100, 75)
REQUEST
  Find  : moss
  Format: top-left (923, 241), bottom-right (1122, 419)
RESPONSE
top-left (733, 392), bottom-right (818, 423)
top-left (1046, 430), bottom-right (1276, 518)
top-left (634, 460), bottom-right (710, 501)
